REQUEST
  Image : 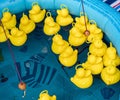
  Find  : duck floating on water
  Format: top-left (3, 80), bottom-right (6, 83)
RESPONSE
top-left (59, 46), bottom-right (78, 67)
top-left (81, 53), bottom-right (103, 75)
top-left (0, 26), bottom-right (9, 42)
top-left (1, 9), bottom-right (16, 29)
top-left (29, 3), bottom-right (46, 23)
top-left (8, 27), bottom-right (27, 46)
top-left (87, 21), bottom-right (103, 43)
top-left (51, 34), bottom-right (69, 54)
top-left (101, 66), bottom-right (120, 85)
top-left (56, 5), bottom-right (73, 26)
top-left (71, 67), bottom-right (93, 89)
top-left (19, 13), bottom-right (35, 34)
top-left (68, 25), bottom-right (86, 46)
top-left (103, 42), bottom-right (120, 67)
top-left (38, 90), bottom-right (56, 100)
top-left (44, 12), bottom-right (60, 35)
top-left (89, 39), bottom-right (107, 57)
top-left (75, 14), bottom-right (88, 33)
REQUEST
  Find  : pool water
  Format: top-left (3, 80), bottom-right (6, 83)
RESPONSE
top-left (0, 11), bottom-right (120, 100)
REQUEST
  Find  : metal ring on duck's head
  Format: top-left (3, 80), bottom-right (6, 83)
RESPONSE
top-left (60, 4), bottom-right (68, 9)
top-left (32, 2), bottom-right (39, 6)
top-left (40, 90), bottom-right (48, 94)
top-left (46, 12), bottom-right (52, 17)
top-left (2, 8), bottom-right (9, 13)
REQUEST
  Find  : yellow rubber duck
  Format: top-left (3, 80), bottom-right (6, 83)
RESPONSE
top-left (82, 53), bottom-right (103, 75)
top-left (75, 15), bottom-right (89, 33)
top-left (29, 3), bottom-right (46, 23)
top-left (43, 12), bottom-right (60, 36)
top-left (101, 66), bottom-right (120, 85)
top-left (56, 5), bottom-right (73, 26)
top-left (68, 25), bottom-right (86, 46)
top-left (103, 42), bottom-right (120, 67)
top-left (87, 22), bottom-right (103, 43)
top-left (87, 20), bottom-right (98, 34)
top-left (87, 31), bottom-right (103, 43)
top-left (89, 39), bottom-right (107, 57)
top-left (38, 90), bottom-right (56, 100)
top-left (71, 67), bottom-right (93, 89)
top-left (59, 46), bottom-right (78, 67)
top-left (19, 13), bottom-right (35, 34)
top-left (8, 27), bottom-right (27, 46)
top-left (51, 34), bottom-right (69, 54)
top-left (1, 9), bottom-right (16, 29)
top-left (0, 26), bottom-right (9, 42)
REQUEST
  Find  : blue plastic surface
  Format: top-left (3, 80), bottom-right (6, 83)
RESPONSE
top-left (0, 0), bottom-right (120, 100)
top-left (0, 0), bottom-right (26, 18)
top-left (24, 0), bottom-right (55, 10)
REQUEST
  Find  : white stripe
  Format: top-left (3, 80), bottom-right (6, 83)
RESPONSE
top-left (117, 8), bottom-right (120, 11)
top-left (110, 1), bottom-right (120, 7)
top-left (103, 0), bottom-right (107, 2)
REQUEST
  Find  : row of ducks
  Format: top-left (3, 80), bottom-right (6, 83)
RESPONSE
top-left (51, 34), bottom-right (78, 67)
top-left (0, 3), bottom-right (103, 47)
top-left (1, 3), bottom-right (119, 89)
top-left (42, 6), bottom-right (120, 89)
top-left (0, 12), bottom-right (35, 46)
top-left (0, 3), bottom-right (74, 46)
top-left (35, 4), bottom-right (120, 89)
top-left (71, 64), bottom-right (120, 89)
top-left (71, 41), bottom-right (120, 89)
top-left (43, 7), bottom-right (103, 46)
top-left (0, 4), bottom-right (46, 46)
top-left (38, 90), bottom-right (56, 100)
top-left (42, 8), bottom-right (80, 67)
top-left (42, 10), bottom-right (79, 66)
top-left (69, 13), bottom-right (120, 88)
top-left (88, 40), bottom-right (120, 67)
top-left (43, 8), bottom-right (105, 67)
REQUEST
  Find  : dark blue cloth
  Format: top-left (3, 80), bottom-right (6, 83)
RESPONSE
top-left (102, 0), bottom-right (120, 12)
top-left (103, 0), bottom-right (117, 5)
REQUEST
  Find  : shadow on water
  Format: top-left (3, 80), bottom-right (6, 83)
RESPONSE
top-left (0, 48), bottom-right (4, 62)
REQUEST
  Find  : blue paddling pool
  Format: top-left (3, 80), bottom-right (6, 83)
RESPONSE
top-left (0, 0), bottom-right (120, 100)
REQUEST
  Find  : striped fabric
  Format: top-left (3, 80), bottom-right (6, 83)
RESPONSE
top-left (102, 0), bottom-right (120, 12)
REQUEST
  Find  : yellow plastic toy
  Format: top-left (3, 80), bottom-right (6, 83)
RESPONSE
top-left (38, 90), bottom-right (56, 100)
top-left (87, 20), bottom-right (99, 33)
top-left (43, 12), bottom-right (60, 36)
top-left (0, 26), bottom-right (9, 42)
top-left (103, 42), bottom-right (120, 67)
top-left (81, 53), bottom-right (103, 75)
top-left (1, 8), bottom-right (16, 29)
top-left (87, 32), bottom-right (103, 43)
top-left (89, 39), bottom-right (107, 57)
top-left (87, 20), bottom-right (103, 43)
top-left (68, 24), bottom-right (86, 46)
top-left (59, 46), bottom-right (78, 67)
top-left (29, 2), bottom-right (46, 23)
top-left (71, 66), bottom-right (93, 89)
top-left (19, 13), bottom-right (35, 34)
top-left (75, 12), bottom-right (89, 33)
top-left (56, 4), bottom-right (73, 26)
top-left (51, 34), bottom-right (69, 54)
top-left (8, 27), bottom-right (27, 46)
top-left (101, 66), bottom-right (120, 85)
